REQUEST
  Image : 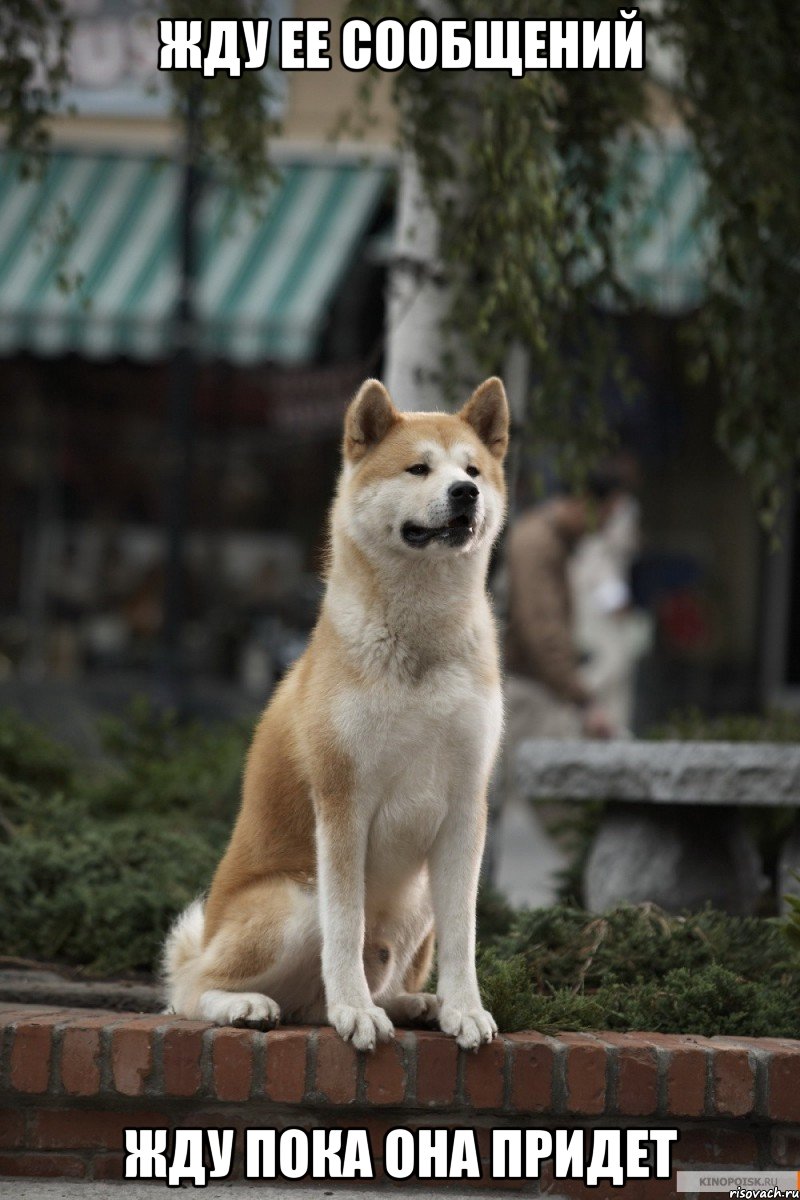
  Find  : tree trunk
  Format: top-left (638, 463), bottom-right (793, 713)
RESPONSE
top-left (383, 151), bottom-right (452, 411)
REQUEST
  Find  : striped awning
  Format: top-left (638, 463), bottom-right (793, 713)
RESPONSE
top-left (611, 134), bottom-right (711, 313)
top-left (0, 152), bottom-right (389, 364)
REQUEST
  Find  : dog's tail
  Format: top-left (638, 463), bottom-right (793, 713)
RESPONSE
top-left (161, 898), bottom-right (206, 1014)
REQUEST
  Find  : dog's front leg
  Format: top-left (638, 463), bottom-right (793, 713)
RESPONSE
top-left (316, 809), bottom-right (394, 1052)
top-left (428, 796), bottom-right (497, 1051)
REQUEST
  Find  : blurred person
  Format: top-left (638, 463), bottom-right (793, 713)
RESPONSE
top-left (570, 490), bottom-right (653, 733)
top-left (488, 469), bottom-right (629, 907)
top-left (504, 469), bottom-right (627, 743)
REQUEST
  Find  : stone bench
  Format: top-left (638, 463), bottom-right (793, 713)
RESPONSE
top-left (516, 740), bottom-right (800, 914)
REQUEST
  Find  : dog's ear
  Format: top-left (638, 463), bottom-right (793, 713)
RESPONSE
top-left (344, 379), bottom-right (400, 462)
top-left (459, 377), bottom-right (509, 460)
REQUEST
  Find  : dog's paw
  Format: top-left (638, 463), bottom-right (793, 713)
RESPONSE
top-left (384, 992), bottom-right (440, 1025)
top-left (329, 1003), bottom-right (394, 1051)
top-left (199, 989), bottom-right (281, 1029)
top-left (438, 1002), bottom-right (497, 1050)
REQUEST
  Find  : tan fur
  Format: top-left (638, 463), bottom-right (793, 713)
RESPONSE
top-left (163, 377), bottom-right (509, 1050)
top-left (403, 928), bottom-right (436, 994)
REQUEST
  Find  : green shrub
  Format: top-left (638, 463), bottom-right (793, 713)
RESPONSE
top-left (0, 812), bottom-right (226, 974)
top-left (2, 705), bottom-right (800, 1038)
top-left (477, 959), bottom-right (800, 1040)
top-left (493, 903), bottom-right (794, 990)
top-left (0, 708), bottom-right (74, 791)
top-left (648, 706), bottom-right (800, 743)
top-left (89, 697), bottom-right (248, 819)
top-left (0, 701), bottom-right (246, 975)
top-left (475, 902), bottom-right (800, 1037)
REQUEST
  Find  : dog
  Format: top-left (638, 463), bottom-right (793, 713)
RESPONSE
top-left (163, 375), bottom-right (509, 1051)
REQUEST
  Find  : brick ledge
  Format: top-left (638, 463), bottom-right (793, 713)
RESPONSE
top-left (2, 1003), bottom-right (800, 1192)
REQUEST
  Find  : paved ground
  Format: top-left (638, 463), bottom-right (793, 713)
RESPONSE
top-left (493, 795), bottom-right (567, 909)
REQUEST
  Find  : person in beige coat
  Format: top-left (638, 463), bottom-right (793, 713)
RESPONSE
top-left (490, 474), bottom-right (627, 906)
top-left (504, 477), bottom-right (626, 743)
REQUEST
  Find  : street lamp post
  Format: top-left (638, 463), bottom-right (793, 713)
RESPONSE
top-left (160, 84), bottom-right (203, 714)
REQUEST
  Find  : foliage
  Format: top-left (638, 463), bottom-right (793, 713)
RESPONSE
top-left (347, 1), bottom-right (800, 517)
top-left (649, 706), bottom-right (800, 744)
top-left (0, 0), bottom-right (278, 197)
top-left (784, 873), bottom-right (800, 955)
top-left (491, 902), bottom-right (794, 989)
top-left (0, 707), bottom-right (74, 792)
top-left (89, 696), bottom-right (247, 819)
top-left (0, 702), bottom-right (247, 974)
top-left (348, 0), bottom-right (647, 485)
top-left (3, 707), bottom-right (800, 1037)
top-left (477, 900), bottom-right (800, 1037)
top-left (0, 806), bottom-right (224, 974)
top-left (148, 0), bottom-right (280, 198)
top-left (0, 0), bottom-right (71, 166)
top-left (5, 3), bottom-right (798, 510)
top-left (659, 0), bottom-right (800, 528)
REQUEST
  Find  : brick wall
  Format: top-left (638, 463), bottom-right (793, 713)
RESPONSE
top-left (1, 1003), bottom-right (799, 1195)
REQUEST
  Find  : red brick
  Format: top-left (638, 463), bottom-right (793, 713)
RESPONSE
top-left (162, 1022), bottom-right (207, 1097)
top-left (562, 1033), bottom-right (606, 1115)
top-left (211, 1028), bottom-right (254, 1102)
top-left (464, 1036), bottom-right (506, 1110)
top-left (10, 1016), bottom-right (63, 1093)
top-left (674, 1127), bottom-right (758, 1166)
top-left (30, 1108), bottom-right (168, 1151)
top-left (661, 1039), bottom-right (708, 1118)
top-left (508, 1033), bottom-right (555, 1114)
top-left (363, 1035), bottom-right (408, 1105)
top-left (111, 1025), bottom-right (154, 1096)
top-left (415, 1032), bottom-right (458, 1106)
top-left (712, 1047), bottom-right (755, 1117)
top-left (264, 1029), bottom-right (308, 1103)
top-left (601, 1033), bottom-right (658, 1116)
top-left (92, 1152), bottom-right (125, 1180)
top-left (769, 1048), bottom-right (800, 1122)
top-left (60, 1027), bottom-right (102, 1097)
top-left (0, 1152), bottom-right (86, 1178)
top-left (771, 1127), bottom-right (800, 1166)
top-left (0, 1107), bottom-right (25, 1148)
top-left (315, 1029), bottom-right (358, 1104)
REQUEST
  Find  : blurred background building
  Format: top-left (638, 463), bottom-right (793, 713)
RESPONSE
top-left (0, 0), bottom-right (796, 729)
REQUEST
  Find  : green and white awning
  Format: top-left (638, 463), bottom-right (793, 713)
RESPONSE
top-left (0, 152), bottom-right (389, 363)
top-left (611, 134), bottom-right (711, 312)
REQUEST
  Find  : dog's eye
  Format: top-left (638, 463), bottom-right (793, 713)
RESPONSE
top-left (466, 465), bottom-right (480, 478)
top-left (406, 463), bottom-right (430, 476)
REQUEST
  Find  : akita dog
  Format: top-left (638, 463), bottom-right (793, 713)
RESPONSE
top-left (163, 376), bottom-right (509, 1051)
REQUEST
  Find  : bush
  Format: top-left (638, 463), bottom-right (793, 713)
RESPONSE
top-left (0, 708), bottom-right (74, 792)
top-left (648, 707), bottom-right (800, 743)
top-left (0, 701), bottom-right (247, 974)
top-left (475, 897), bottom-right (800, 1037)
top-left (2, 706), bottom-right (800, 1037)
top-left (89, 697), bottom-right (248, 819)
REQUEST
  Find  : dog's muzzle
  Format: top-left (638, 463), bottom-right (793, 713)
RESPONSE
top-left (401, 482), bottom-right (480, 548)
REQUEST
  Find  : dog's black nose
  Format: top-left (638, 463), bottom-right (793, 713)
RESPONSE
top-left (448, 480), bottom-right (479, 508)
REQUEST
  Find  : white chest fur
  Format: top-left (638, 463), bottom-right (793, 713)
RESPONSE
top-left (331, 660), bottom-right (502, 891)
